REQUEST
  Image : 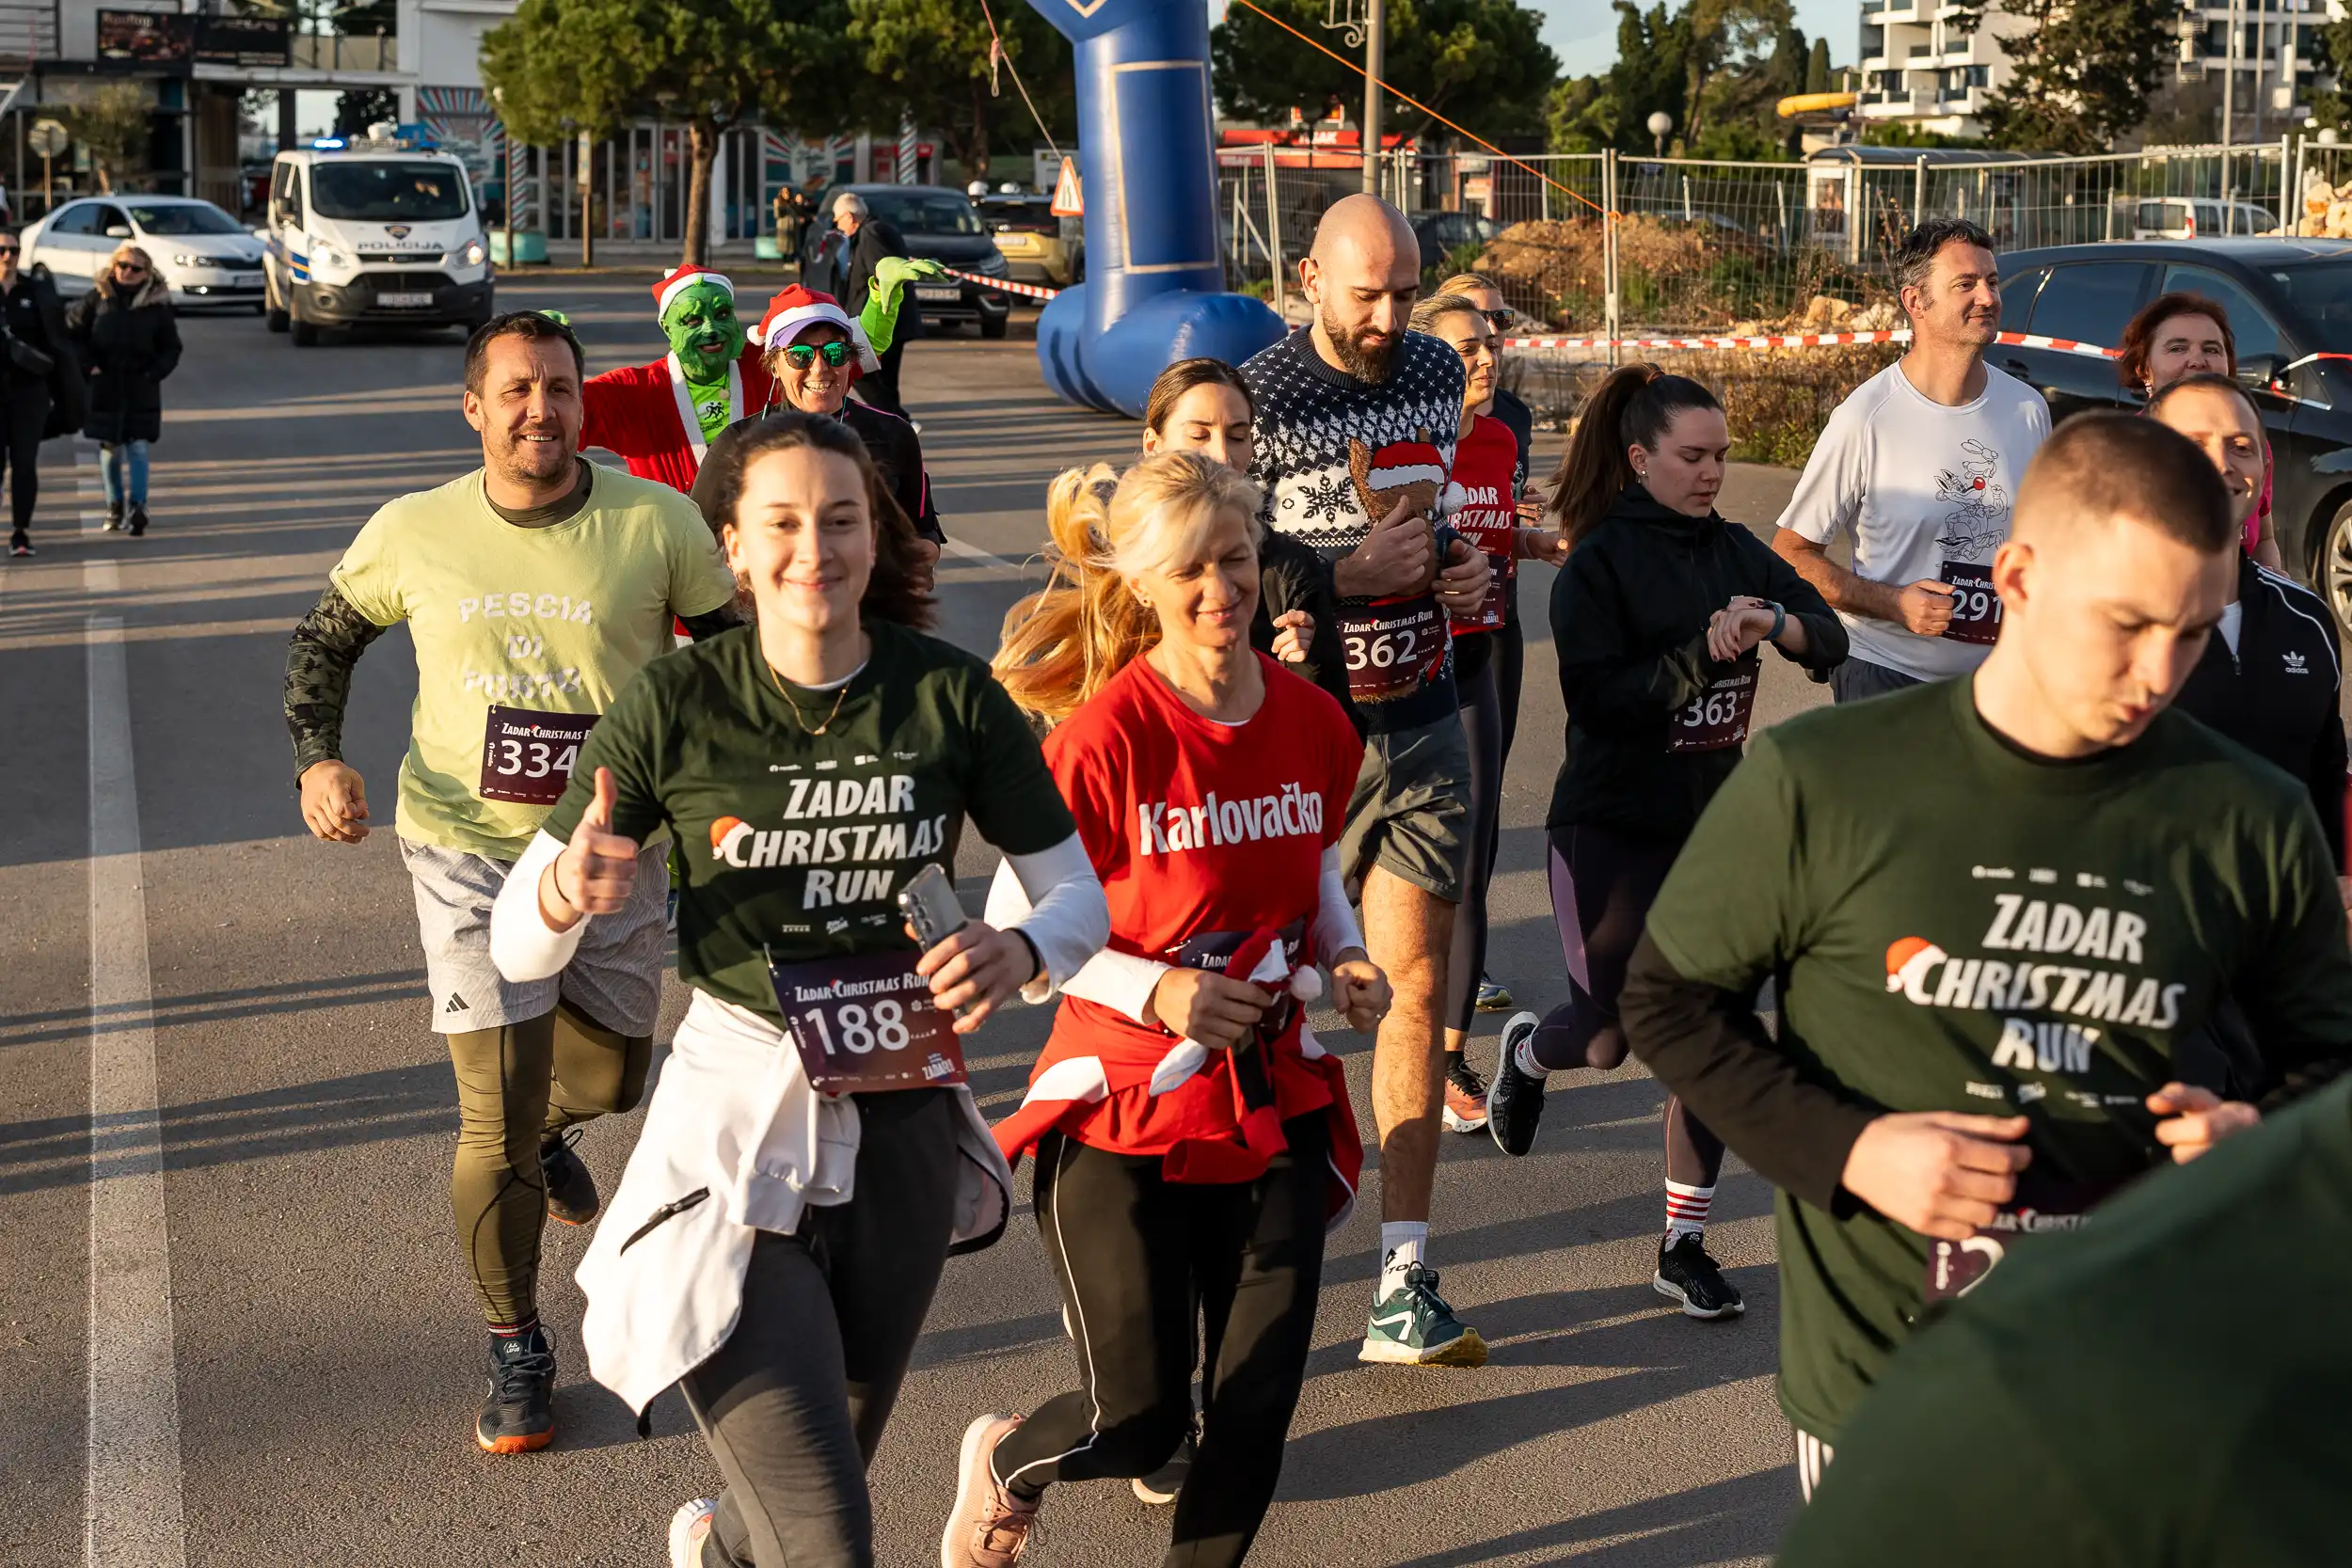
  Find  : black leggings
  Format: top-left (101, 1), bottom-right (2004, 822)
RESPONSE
top-left (990, 1115), bottom-right (1329, 1568)
top-left (679, 1088), bottom-right (962, 1568)
top-left (2, 374), bottom-right (47, 532)
top-left (1534, 824), bottom-right (1724, 1191)
top-left (1445, 646), bottom-right (1503, 1036)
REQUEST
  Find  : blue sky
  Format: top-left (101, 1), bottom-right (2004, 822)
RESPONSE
top-left (1539, 0), bottom-right (1855, 75)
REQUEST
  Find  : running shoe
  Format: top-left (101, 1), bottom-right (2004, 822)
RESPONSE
top-left (8, 531), bottom-right (30, 558)
top-left (127, 506), bottom-right (148, 538)
top-left (102, 505), bottom-right (121, 532)
top-left (1359, 1262), bottom-right (1487, 1367)
top-left (1654, 1232), bottom-right (1746, 1320)
top-left (1485, 1011), bottom-right (1547, 1157)
top-left (1475, 974), bottom-right (1514, 1012)
top-left (1440, 1053), bottom-right (1489, 1133)
top-left (1131, 1420), bottom-right (1196, 1504)
top-left (668, 1497), bottom-right (717, 1568)
top-left (540, 1128), bottom-right (599, 1226)
top-left (940, 1413), bottom-right (1038, 1567)
top-left (475, 1323), bottom-right (557, 1452)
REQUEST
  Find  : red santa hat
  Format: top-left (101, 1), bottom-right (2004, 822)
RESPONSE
top-left (1364, 439), bottom-right (1449, 494)
top-left (750, 285), bottom-right (882, 375)
top-left (652, 265), bottom-right (733, 316)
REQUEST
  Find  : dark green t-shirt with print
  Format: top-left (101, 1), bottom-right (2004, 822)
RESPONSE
top-left (1644, 675), bottom-right (2352, 1443)
top-left (1777, 1076), bottom-right (2352, 1567)
top-left (541, 621), bottom-right (1075, 1022)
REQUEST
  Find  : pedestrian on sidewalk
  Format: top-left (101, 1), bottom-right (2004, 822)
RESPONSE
top-left (68, 242), bottom-right (181, 537)
top-left (0, 222), bottom-right (81, 558)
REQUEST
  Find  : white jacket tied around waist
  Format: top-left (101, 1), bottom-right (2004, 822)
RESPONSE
top-left (487, 828), bottom-right (1108, 1415)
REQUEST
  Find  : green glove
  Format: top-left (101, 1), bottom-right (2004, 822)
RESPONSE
top-left (862, 257), bottom-right (946, 357)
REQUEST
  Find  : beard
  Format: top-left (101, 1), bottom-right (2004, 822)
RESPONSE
top-left (1319, 303), bottom-right (1400, 382)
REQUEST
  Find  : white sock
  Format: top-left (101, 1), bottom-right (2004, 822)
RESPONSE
top-left (1664, 1181), bottom-right (1714, 1244)
top-left (1514, 1034), bottom-right (1544, 1077)
top-left (1378, 1222), bottom-right (1427, 1297)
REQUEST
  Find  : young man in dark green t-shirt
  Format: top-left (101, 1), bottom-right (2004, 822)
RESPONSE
top-left (1620, 412), bottom-right (2352, 1487)
top-left (1774, 1071), bottom-right (2352, 1565)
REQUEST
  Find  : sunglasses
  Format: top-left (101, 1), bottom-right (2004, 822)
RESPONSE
top-left (1482, 308), bottom-right (1517, 331)
top-left (781, 340), bottom-right (851, 370)
top-left (0, 246), bottom-right (20, 258)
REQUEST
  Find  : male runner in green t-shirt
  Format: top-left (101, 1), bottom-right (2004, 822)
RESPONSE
top-left (1619, 411), bottom-right (2352, 1492)
top-left (281, 311), bottom-right (738, 1454)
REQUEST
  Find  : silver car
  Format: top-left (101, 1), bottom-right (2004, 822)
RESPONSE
top-left (23, 195), bottom-right (269, 310)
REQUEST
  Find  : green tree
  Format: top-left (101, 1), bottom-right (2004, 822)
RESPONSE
top-left (1676, 0), bottom-right (1792, 148)
top-left (1212, 0), bottom-right (1559, 144)
top-left (71, 83), bottom-right (151, 195)
top-left (1548, 1), bottom-right (1688, 153)
top-left (2308, 14), bottom-right (2352, 130)
top-left (1806, 36), bottom-right (1833, 93)
top-left (481, 0), bottom-right (852, 265)
top-left (1949, 0), bottom-right (2171, 151)
top-left (844, 0), bottom-right (1072, 186)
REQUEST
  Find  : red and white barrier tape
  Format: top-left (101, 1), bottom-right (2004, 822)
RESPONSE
top-left (939, 267), bottom-right (1062, 302)
top-left (1501, 328), bottom-right (2121, 360)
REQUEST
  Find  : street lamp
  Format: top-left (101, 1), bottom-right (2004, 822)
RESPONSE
top-left (1647, 111), bottom-right (1674, 158)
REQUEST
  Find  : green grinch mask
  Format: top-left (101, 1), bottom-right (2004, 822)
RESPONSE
top-left (660, 280), bottom-right (746, 384)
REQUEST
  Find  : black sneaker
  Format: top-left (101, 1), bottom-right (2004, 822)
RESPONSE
top-left (476, 1323), bottom-right (557, 1452)
top-left (1654, 1232), bottom-right (1746, 1320)
top-left (8, 531), bottom-right (29, 558)
top-left (127, 506), bottom-right (148, 538)
top-left (1132, 1418), bottom-right (1196, 1504)
top-left (540, 1129), bottom-right (599, 1226)
top-left (1486, 1011), bottom-right (1547, 1157)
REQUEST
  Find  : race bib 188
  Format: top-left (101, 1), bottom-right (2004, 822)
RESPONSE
top-left (1668, 660), bottom-right (1757, 754)
top-left (1941, 561), bottom-right (2002, 646)
top-left (479, 705), bottom-right (594, 805)
top-left (769, 947), bottom-right (965, 1094)
top-left (1342, 595), bottom-right (1449, 705)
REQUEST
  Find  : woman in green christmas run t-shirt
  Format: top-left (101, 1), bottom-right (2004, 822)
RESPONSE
top-left (487, 413), bottom-right (1108, 1568)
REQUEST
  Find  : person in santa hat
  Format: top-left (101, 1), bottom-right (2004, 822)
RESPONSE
top-left (690, 283), bottom-right (946, 548)
top-left (580, 261), bottom-right (938, 496)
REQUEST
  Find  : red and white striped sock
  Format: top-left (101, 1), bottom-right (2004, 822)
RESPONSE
top-left (1664, 1181), bottom-right (1714, 1244)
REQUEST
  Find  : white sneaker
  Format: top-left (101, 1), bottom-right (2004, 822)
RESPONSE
top-left (668, 1497), bottom-right (717, 1568)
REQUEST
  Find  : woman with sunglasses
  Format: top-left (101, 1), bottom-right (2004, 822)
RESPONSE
top-left (694, 286), bottom-right (944, 552)
top-left (0, 222), bottom-right (81, 558)
top-left (67, 242), bottom-right (182, 537)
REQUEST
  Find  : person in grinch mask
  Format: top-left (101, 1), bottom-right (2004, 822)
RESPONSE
top-left (581, 261), bottom-right (938, 495)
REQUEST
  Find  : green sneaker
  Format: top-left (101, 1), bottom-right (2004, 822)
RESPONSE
top-left (1359, 1261), bottom-right (1488, 1367)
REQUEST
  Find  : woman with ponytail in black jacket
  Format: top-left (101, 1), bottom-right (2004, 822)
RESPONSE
top-left (1486, 365), bottom-right (1846, 1320)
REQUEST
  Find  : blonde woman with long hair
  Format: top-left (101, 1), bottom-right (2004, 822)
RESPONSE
top-left (944, 451), bottom-right (1390, 1568)
top-left (66, 240), bottom-right (179, 536)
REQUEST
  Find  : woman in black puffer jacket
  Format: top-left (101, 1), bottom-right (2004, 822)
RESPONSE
top-left (67, 242), bottom-right (181, 536)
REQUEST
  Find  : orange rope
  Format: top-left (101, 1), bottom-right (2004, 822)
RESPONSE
top-left (1227, 0), bottom-right (1614, 219)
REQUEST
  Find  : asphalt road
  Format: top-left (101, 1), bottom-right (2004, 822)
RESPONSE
top-left (2, 277), bottom-right (1828, 1568)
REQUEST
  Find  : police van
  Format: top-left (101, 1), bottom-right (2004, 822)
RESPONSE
top-left (262, 128), bottom-right (494, 344)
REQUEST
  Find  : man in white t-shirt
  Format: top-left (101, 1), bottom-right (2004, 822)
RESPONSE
top-left (1772, 218), bottom-right (2051, 700)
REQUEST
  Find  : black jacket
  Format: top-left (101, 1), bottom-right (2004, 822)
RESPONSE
top-left (66, 277), bottom-right (181, 445)
top-left (1549, 483), bottom-right (1846, 840)
top-left (701, 402), bottom-right (946, 547)
top-left (2172, 555), bottom-right (2347, 866)
top-left (1252, 530), bottom-right (1356, 731)
top-left (3, 269), bottom-right (84, 435)
top-left (843, 218), bottom-right (916, 339)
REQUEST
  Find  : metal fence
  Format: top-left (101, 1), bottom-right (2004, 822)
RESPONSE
top-left (1216, 140), bottom-right (2317, 339)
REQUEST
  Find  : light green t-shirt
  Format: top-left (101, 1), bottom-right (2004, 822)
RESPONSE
top-left (330, 464), bottom-right (735, 859)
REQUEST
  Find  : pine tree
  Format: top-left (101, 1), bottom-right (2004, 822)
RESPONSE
top-left (1806, 37), bottom-right (1833, 94)
top-left (1954, 0), bottom-right (2170, 151)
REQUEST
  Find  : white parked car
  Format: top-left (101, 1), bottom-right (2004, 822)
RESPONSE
top-left (22, 195), bottom-right (268, 309)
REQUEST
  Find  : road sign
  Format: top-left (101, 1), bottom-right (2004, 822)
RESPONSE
top-left (1050, 155), bottom-right (1082, 217)
top-left (27, 119), bottom-right (67, 159)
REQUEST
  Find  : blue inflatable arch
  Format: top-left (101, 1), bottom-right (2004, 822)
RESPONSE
top-left (1025, 0), bottom-right (1288, 416)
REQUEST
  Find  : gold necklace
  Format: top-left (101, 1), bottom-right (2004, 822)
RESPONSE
top-left (767, 659), bottom-right (851, 736)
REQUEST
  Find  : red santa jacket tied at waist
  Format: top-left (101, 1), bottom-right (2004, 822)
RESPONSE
top-left (580, 347), bottom-right (777, 493)
top-left (993, 926), bottom-right (1362, 1230)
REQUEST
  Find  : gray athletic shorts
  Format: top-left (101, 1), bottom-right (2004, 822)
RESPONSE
top-left (400, 837), bottom-right (670, 1037)
top-left (1339, 713), bottom-right (1471, 904)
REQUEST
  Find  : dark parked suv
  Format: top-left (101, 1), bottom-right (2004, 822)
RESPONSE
top-left (798, 183), bottom-right (1013, 339)
top-left (1996, 239), bottom-right (2352, 627)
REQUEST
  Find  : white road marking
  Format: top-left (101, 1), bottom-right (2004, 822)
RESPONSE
top-left (85, 612), bottom-right (188, 1568)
